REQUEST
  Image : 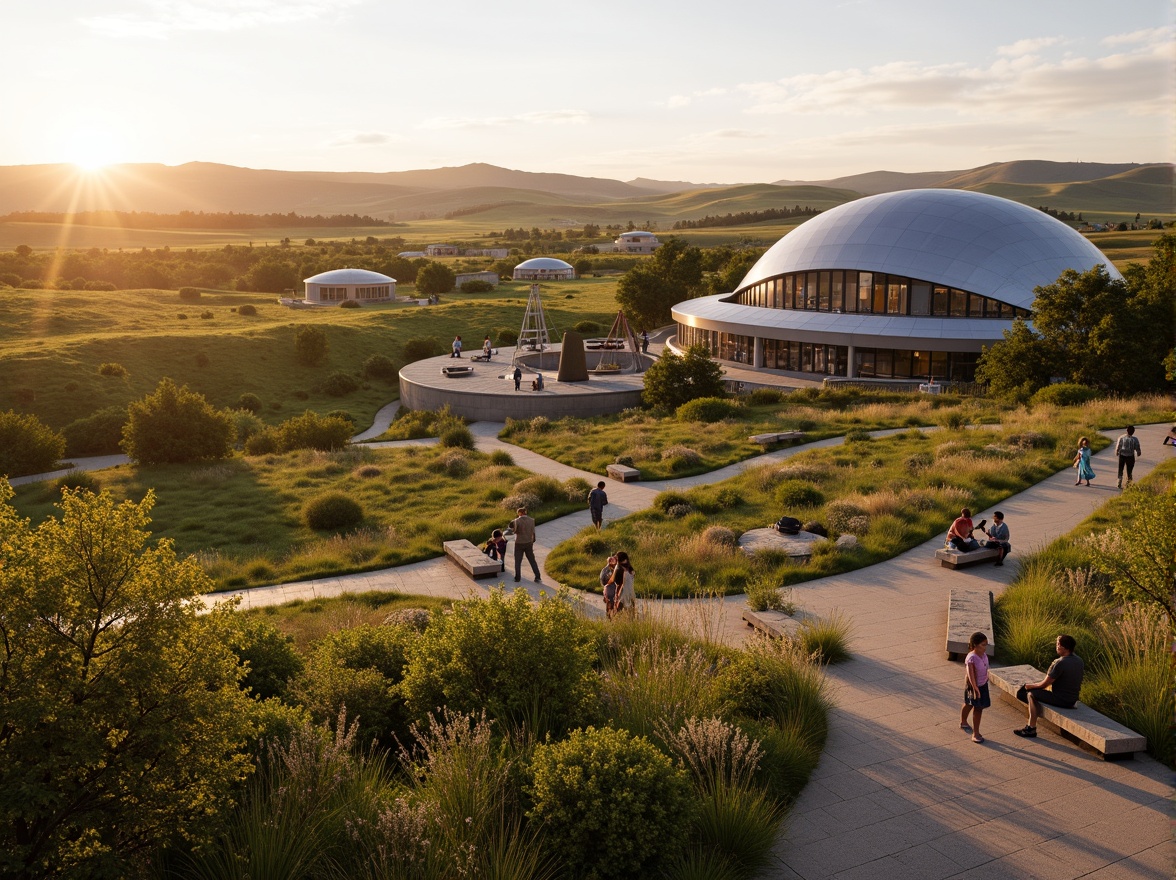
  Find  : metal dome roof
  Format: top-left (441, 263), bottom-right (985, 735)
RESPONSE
top-left (304, 268), bottom-right (395, 285)
top-left (737, 189), bottom-right (1120, 310)
top-left (514, 257), bottom-right (574, 270)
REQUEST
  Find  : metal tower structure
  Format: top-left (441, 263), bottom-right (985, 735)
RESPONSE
top-left (513, 284), bottom-right (553, 364)
top-left (598, 309), bottom-right (647, 374)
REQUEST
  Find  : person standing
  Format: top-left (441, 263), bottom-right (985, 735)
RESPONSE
top-left (600, 554), bottom-right (617, 619)
top-left (506, 506), bottom-right (541, 583)
top-left (611, 551), bottom-right (636, 616)
top-left (640, 329), bottom-right (649, 353)
top-left (1014, 634), bottom-right (1085, 738)
top-left (1114, 425), bottom-right (1142, 489)
top-left (587, 481), bottom-right (608, 530)
top-left (1074, 437), bottom-right (1094, 486)
top-left (482, 336), bottom-right (493, 360)
top-left (983, 511), bottom-right (1011, 567)
top-left (513, 365), bottom-right (522, 391)
top-left (451, 335), bottom-right (462, 358)
top-left (959, 632), bottom-right (990, 744)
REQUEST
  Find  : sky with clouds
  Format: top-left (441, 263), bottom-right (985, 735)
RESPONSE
top-left (5, 0), bottom-right (1174, 182)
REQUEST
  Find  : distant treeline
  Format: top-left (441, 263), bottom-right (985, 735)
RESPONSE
top-left (1037, 206), bottom-right (1081, 222)
top-left (672, 206), bottom-right (821, 230)
top-left (0, 210), bottom-right (399, 229)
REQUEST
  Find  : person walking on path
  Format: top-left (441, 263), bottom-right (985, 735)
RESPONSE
top-left (983, 511), bottom-right (1011, 566)
top-left (611, 551), bottom-right (636, 616)
top-left (960, 632), bottom-right (990, 744)
top-left (1014, 634), bottom-right (1085, 738)
top-left (451, 335), bottom-right (463, 358)
top-left (640, 328), bottom-right (649, 353)
top-left (1114, 425), bottom-right (1142, 488)
top-left (1074, 437), bottom-right (1095, 486)
top-left (505, 507), bottom-right (541, 583)
top-left (512, 365), bottom-right (522, 391)
top-left (588, 481), bottom-right (608, 530)
top-left (600, 554), bottom-right (618, 618)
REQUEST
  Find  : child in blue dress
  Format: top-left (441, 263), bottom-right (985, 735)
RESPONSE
top-left (1074, 437), bottom-right (1094, 486)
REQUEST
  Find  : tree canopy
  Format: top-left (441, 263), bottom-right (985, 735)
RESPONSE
top-left (976, 232), bottom-right (1175, 398)
top-left (0, 485), bottom-right (253, 878)
top-left (121, 377), bottom-right (235, 464)
top-left (415, 261), bottom-right (456, 295)
top-left (642, 344), bottom-right (726, 411)
top-left (616, 238), bottom-right (705, 329)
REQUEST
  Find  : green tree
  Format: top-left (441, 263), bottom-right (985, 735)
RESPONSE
top-left (642, 344), bottom-right (726, 411)
top-left (616, 237), bottom-right (704, 329)
top-left (294, 324), bottom-right (329, 366)
top-left (0, 485), bottom-right (253, 878)
top-left (0, 410), bottom-right (65, 478)
top-left (1091, 487), bottom-right (1176, 620)
top-left (974, 319), bottom-right (1055, 401)
top-left (415, 261), bottom-right (456, 295)
top-left (244, 259), bottom-right (299, 292)
top-left (121, 378), bottom-right (235, 464)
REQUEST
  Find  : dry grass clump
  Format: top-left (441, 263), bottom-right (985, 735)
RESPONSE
top-left (662, 445), bottom-right (703, 467)
top-left (620, 443), bottom-right (658, 463)
top-left (351, 464), bottom-right (382, 479)
top-left (499, 492), bottom-right (542, 511)
top-left (774, 462), bottom-right (831, 483)
top-left (851, 399), bottom-right (939, 423)
top-left (701, 525), bottom-right (739, 548)
top-left (677, 531), bottom-right (742, 564)
top-left (431, 449), bottom-right (472, 477)
top-left (825, 500), bottom-right (868, 535)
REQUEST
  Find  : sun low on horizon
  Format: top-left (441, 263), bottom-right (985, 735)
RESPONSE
top-left (60, 128), bottom-right (127, 173)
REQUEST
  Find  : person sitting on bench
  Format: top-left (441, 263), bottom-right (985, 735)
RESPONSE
top-left (1014, 633), bottom-right (1084, 738)
top-left (947, 508), bottom-right (980, 551)
top-left (531, 373), bottom-right (544, 392)
top-left (983, 511), bottom-right (1011, 567)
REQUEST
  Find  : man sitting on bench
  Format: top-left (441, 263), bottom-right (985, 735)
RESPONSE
top-left (947, 508), bottom-right (980, 551)
top-left (983, 511), bottom-right (1011, 567)
top-left (1014, 634), bottom-right (1084, 738)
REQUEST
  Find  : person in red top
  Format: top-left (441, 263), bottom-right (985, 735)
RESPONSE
top-left (947, 508), bottom-right (980, 551)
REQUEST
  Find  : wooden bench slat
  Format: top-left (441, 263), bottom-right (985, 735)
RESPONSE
top-left (988, 664), bottom-right (1146, 759)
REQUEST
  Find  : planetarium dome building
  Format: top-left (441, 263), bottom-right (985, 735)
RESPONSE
top-left (303, 268), bottom-right (396, 304)
top-left (671, 189), bottom-right (1120, 382)
top-left (512, 257), bottom-right (575, 281)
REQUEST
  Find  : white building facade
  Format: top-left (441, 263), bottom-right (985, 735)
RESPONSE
top-left (303, 268), bottom-right (396, 304)
top-left (512, 257), bottom-right (576, 281)
top-left (671, 189), bottom-right (1120, 383)
top-left (614, 230), bottom-right (661, 253)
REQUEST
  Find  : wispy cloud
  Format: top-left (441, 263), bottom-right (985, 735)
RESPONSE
top-left (665, 87), bottom-right (727, 109)
top-left (737, 34), bottom-right (1174, 118)
top-left (997, 36), bottom-right (1064, 57)
top-left (330, 131), bottom-right (401, 146)
top-left (81, 0), bottom-right (363, 38)
top-left (418, 110), bottom-right (589, 130)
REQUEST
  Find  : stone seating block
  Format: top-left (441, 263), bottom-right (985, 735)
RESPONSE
top-left (748, 430), bottom-right (805, 446)
top-left (742, 608), bottom-right (804, 639)
top-left (946, 589), bottom-right (995, 660)
top-left (440, 365), bottom-right (474, 378)
top-left (443, 539), bottom-right (502, 578)
top-left (606, 464), bottom-right (640, 482)
top-left (935, 546), bottom-right (1001, 568)
top-left (988, 664), bottom-right (1146, 760)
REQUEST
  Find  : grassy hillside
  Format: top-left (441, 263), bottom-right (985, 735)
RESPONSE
top-left (0, 277), bottom-right (622, 430)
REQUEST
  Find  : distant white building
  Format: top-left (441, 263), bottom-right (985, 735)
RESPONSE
top-left (303, 268), bottom-right (395, 304)
top-left (456, 271), bottom-right (499, 287)
top-left (426, 243), bottom-right (459, 256)
top-left (614, 230), bottom-right (661, 253)
top-left (512, 257), bottom-right (575, 281)
top-left (465, 247), bottom-right (510, 259)
top-left (398, 251), bottom-right (426, 258)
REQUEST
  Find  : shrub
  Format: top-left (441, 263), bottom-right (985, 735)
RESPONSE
top-left (244, 430), bottom-right (279, 456)
top-left (403, 336), bottom-right (444, 362)
top-left (121, 378), bottom-right (235, 465)
top-left (98, 362), bottom-right (128, 378)
top-left (797, 612), bottom-right (853, 663)
top-left (702, 525), bottom-right (738, 547)
top-left (460, 279), bottom-right (494, 293)
top-left (61, 406), bottom-right (127, 456)
top-left (224, 616), bottom-right (304, 701)
top-left (0, 272), bottom-right (21, 287)
top-left (563, 476), bottom-right (592, 502)
top-left (325, 410), bottom-right (355, 425)
top-left (905, 452), bottom-right (933, 470)
top-left (294, 325), bottom-right (329, 366)
top-left (303, 492), bottom-right (364, 531)
top-left (573, 320), bottom-right (601, 333)
top-left (200, 310), bottom-right (213, 319)
top-left (745, 576), bottom-right (794, 613)
top-left (236, 393), bottom-right (263, 413)
top-left (439, 425), bottom-right (475, 449)
top-left (178, 287), bottom-right (201, 301)
top-left (1031, 382), bottom-right (1099, 407)
top-left (238, 304), bottom-right (258, 316)
top-left (844, 429), bottom-right (871, 443)
top-left (500, 492), bottom-right (542, 511)
top-left (495, 327), bottom-right (519, 346)
top-left (338, 298), bottom-right (360, 308)
top-left (229, 410), bottom-right (265, 446)
top-left (825, 500), bottom-right (868, 535)
top-left (415, 261), bottom-right (456, 295)
top-left (512, 475), bottom-right (564, 503)
top-left (321, 371), bottom-right (360, 397)
top-left (528, 726), bottom-right (693, 880)
top-left (195, 352), bottom-right (210, 368)
top-left (655, 491), bottom-right (693, 514)
top-left (676, 397), bottom-right (738, 423)
top-left (176, 313), bottom-right (188, 320)
top-left (274, 411), bottom-right (353, 452)
top-left (84, 280), bottom-right (117, 291)
top-left (745, 388), bottom-right (783, 406)
top-left (431, 449), bottom-right (471, 477)
top-left (662, 445), bottom-right (703, 472)
top-left (803, 521), bottom-right (827, 537)
top-left (361, 353), bottom-right (397, 380)
top-left (489, 449), bottom-right (514, 466)
top-left (402, 589), bottom-right (598, 735)
top-left (54, 470), bottom-right (99, 494)
top-left (774, 480), bottom-right (823, 509)
top-left (643, 345), bottom-right (725, 411)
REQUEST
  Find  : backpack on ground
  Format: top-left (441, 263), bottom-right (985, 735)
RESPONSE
top-left (773, 515), bottom-right (802, 535)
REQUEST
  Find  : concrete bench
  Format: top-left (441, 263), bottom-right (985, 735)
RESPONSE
top-left (935, 545), bottom-right (1001, 568)
top-left (946, 589), bottom-right (995, 660)
top-left (748, 430), bottom-right (805, 446)
top-left (440, 365), bottom-right (475, 378)
top-left (988, 664), bottom-right (1146, 760)
top-left (442, 539), bottom-right (502, 579)
top-left (742, 608), bottom-right (804, 639)
top-left (606, 463), bottom-right (640, 482)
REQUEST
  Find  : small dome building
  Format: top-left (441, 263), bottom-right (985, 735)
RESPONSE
top-left (615, 230), bottom-right (661, 253)
top-left (512, 257), bottom-right (575, 281)
top-left (303, 268), bottom-right (396, 304)
top-left (671, 189), bottom-right (1120, 382)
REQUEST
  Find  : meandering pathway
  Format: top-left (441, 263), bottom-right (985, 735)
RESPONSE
top-left (11, 413), bottom-right (1172, 879)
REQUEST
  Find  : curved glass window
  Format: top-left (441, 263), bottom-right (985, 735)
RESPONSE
top-left (734, 270), bottom-right (1030, 320)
